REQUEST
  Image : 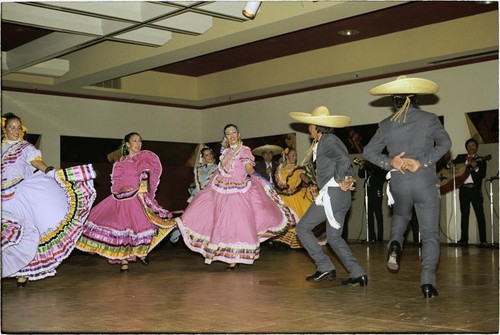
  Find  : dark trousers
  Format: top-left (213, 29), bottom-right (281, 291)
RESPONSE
top-left (459, 186), bottom-right (487, 243)
top-left (367, 187), bottom-right (383, 241)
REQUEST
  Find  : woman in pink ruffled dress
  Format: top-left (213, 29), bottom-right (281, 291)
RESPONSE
top-left (76, 132), bottom-right (175, 272)
top-left (175, 124), bottom-right (296, 270)
top-left (1, 113), bottom-right (97, 287)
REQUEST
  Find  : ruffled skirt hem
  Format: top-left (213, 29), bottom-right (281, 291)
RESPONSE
top-left (3, 165), bottom-right (97, 281)
top-left (175, 175), bottom-right (296, 264)
top-left (76, 221), bottom-right (173, 261)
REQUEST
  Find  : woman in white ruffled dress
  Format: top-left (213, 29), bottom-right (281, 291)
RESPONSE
top-left (1, 113), bottom-right (97, 287)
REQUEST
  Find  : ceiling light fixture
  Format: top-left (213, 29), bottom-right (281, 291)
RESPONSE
top-left (338, 29), bottom-right (360, 36)
top-left (242, 1), bottom-right (261, 20)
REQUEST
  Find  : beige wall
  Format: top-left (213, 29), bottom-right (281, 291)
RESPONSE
top-left (202, 60), bottom-right (499, 244)
top-left (2, 60), bottom-right (498, 244)
top-left (2, 93), bottom-right (203, 163)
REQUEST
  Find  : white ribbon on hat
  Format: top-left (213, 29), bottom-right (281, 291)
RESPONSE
top-left (315, 177), bottom-right (341, 229)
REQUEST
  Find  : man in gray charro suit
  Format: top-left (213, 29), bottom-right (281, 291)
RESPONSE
top-left (363, 75), bottom-right (451, 298)
top-left (289, 106), bottom-right (367, 286)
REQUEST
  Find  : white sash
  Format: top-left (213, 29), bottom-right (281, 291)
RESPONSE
top-left (315, 177), bottom-right (341, 229)
top-left (386, 170), bottom-right (396, 206)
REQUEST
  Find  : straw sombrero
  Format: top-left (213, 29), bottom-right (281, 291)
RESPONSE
top-left (289, 106), bottom-right (351, 128)
top-left (252, 144), bottom-right (283, 156)
top-left (369, 75), bottom-right (439, 95)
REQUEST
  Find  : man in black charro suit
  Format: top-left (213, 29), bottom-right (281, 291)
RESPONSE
top-left (448, 138), bottom-right (488, 246)
top-left (357, 160), bottom-right (386, 243)
top-left (252, 144), bottom-right (282, 186)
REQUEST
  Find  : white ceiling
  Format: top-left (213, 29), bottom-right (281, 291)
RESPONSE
top-left (2, 1), bottom-right (254, 73)
top-left (1, 1), bottom-right (498, 108)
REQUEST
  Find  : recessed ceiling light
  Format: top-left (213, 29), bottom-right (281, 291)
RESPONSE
top-left (338, 29), bottom-right (360, 36)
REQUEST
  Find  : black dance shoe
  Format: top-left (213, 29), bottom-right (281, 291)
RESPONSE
top-left (16, 277), bottom-right (28, 288)
top-left (387, 241), bottom-right (402, 271)
top-left (341, 275), bottom-right (368, 287)
top-left (138, 257), bottom-right (149, 266)
top-left (306, 270), bottom-right (336, 282)
top-left (226, 264), bottom-right (240, 271)
top-left (421, 284), bottom-right (438, 298)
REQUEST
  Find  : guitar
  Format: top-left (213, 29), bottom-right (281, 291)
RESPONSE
top-left (439, 154), bottom-right (491, 194)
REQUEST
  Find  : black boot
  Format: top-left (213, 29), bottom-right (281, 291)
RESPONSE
top-left (306, 270), bottom-right (336, 282)
top-left (421, 284), bottom-right (438, 298)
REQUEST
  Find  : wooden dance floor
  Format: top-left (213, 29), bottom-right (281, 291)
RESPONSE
top-left (2, 241), bottom-right (498, 334)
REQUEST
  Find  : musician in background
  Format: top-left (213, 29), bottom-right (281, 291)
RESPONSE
top-left (448, 138), bottom-right (488, 247)
top-left (253, 144), bottom-right (283, 186)
top-left (356, 158), bottom-right (386, 243)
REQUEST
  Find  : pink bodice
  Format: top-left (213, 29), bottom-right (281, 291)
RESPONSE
top-left (211, 145), bottom-right (255, 194)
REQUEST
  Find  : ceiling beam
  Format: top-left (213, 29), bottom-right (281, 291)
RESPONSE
top-left (3, 32), bottom-right (95, 73)
top-left (52, 2), bottom-right (401, 88)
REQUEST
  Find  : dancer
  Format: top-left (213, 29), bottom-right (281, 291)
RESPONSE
top-left (76, 132), bottom-right (175, 272)
top-left (187, 146), bottom-right (218, 202)
top-left (272, 147), bottom-right (315, 249)
top-left (289, 106), bottom-right (367, 286)
top-left (175, 124), bottom-right (296, 270)
top-left (363, 75), bottom-right (451, 298)
top-left (1, 112), bottom-right (97, 287)
top-left (170, 146), bottom-right (218, 244)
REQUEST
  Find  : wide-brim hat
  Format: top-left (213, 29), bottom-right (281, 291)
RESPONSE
top-left (369, 75), bottom-right (439, 95)
top-left (252, 144), bottom-right (283, 156)
top-left (289, 106), bottom-right (351, 128)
